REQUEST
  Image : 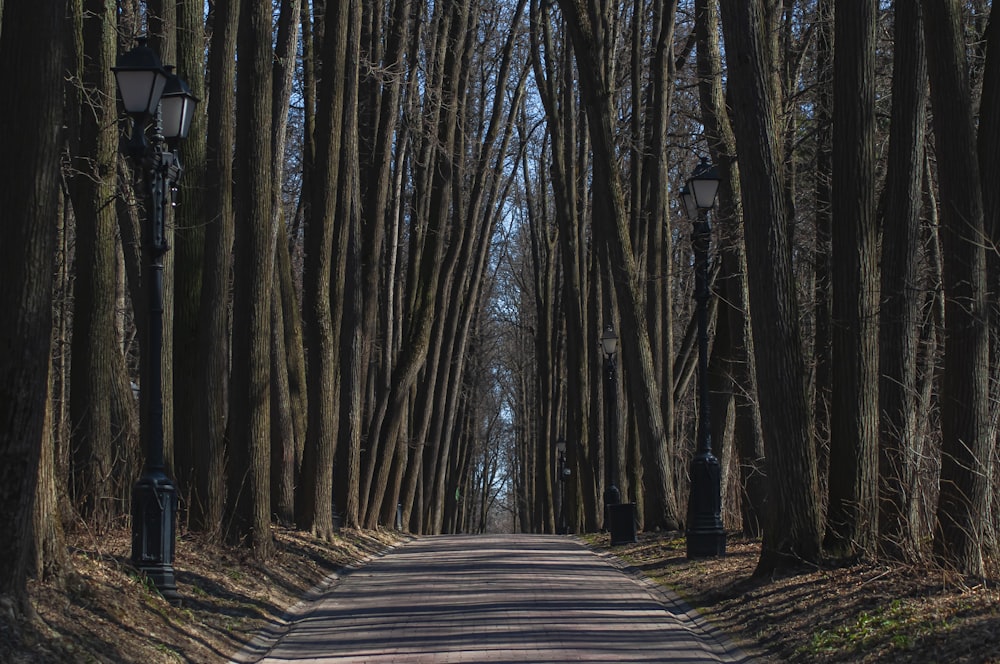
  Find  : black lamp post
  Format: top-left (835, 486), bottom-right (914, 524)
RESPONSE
top-left (601, 325), bottom-right (636, 545)
top-left (556, 438), bottom-right (569, 535)
top-left (601, 325), bottom-right (621, 513)
top-left (113, 38), bottom-right (198, 600)
top-left (682, 158), bottom-right (727, 558)
top-left (556, 438), bottom-right (570, 534)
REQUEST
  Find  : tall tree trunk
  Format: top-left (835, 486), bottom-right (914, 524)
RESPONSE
top-left (825, 0), bottom-right (879, 559)
top-left (878, 0), bottom-right (927, 561)
top-left (334, 0), bottom-right (364, 533)
top-left (812, 0), bottom-right (834, 518)
top-left (173, 0), bottom-right (211, 523)
top-left (226, 0), bottom-right (276, 558)
top-left (67, 0), bottom-right (120, 530)
top-left (718, 0), bottom-right (822, 573)
top-left (267, 0), bottom-right (303, 528)
top-left (191, 0), bottom-right (239, 536)
top-left (922, 0), bottom-right (990, 577)
top-left (298, 0), bottom-right (349, 539)
top-left (0, 0), bottom-right (64, 609)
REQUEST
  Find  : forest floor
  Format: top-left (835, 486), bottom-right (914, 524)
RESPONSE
top-left (585, 532), bottom-right (1000, 663)
top-left (1, 527), bottom-right (999, 662)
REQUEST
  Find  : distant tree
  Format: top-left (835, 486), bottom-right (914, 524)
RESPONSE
top-left (557, 0), bottom-right (682, 531)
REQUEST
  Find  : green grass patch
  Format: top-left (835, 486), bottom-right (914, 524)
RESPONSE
top-left (799, 599), bottom-right (948, 659)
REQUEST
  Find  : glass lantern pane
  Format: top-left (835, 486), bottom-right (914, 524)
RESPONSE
top-left (691, 178), bottom-right (720, 209)
top-left (160, 96), bottom-right (185, 138)
top-left (116, 69), bottom-right (167, 115)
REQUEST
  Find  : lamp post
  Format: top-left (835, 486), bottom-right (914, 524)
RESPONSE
top-left (601, 325), bottom-right (621, 513)
top-left (601, 325), bottom-right (636, 545)
top-left (556, 438), bottom-right (570, 534)
top-left (682, 158), bottom-right (727, 558)
top-left (113, 38), bottom-right (198, 600)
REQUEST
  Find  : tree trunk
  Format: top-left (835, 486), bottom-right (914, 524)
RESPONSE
top-left (922, 0), bottom-right (990, 577)
top-left (67, 0), bottom-right (121, 530)
top-left (173, 0), bottom-right (211, 523)
top-left (190, 0), bottom-right (239, 536)
top-left (825, 0), bottom-right (879, 559)
top-left (298, 0), bottom-right (349, 539)
top-left (878, 0), bottom-right (926, 561)
top-left (0, 0), bottom-right (64, 608)
top-left (226, 0), bottom-right (276, 558)
top-left (718, 0), bottom-right (822, 573)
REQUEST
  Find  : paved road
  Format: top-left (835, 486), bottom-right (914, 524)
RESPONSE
top-left (232, 534), bottom-right (751, 663)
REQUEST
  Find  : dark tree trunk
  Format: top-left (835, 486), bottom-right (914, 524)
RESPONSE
top-left (922, 0), bottom-right (990, 577)
top-left (718, 0), bottom-right (822, 573)
top-left (298, 0), bottom-right (349, 539)
top-left (878, 0), bottom-right (927, 561)
top-left (172, 0), bottom-right (211, 523)
top-left (226, 0), bottom-right (276, 558)
top-left (190, 0), bottom-right (239, 536)
top-left (0, 0), bottom-right (64, 608)
top-left (825, 0), bottom-right (879, 559)
top-left (67, 0), bottom-right (120, 530)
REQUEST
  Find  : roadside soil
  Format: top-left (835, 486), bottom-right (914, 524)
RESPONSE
top-left (2, 528), bottom-right (998, 662)
top-left (0, 526), bottom-right (403, 663)
top-left (587, 532), bottom-right (1000, 663)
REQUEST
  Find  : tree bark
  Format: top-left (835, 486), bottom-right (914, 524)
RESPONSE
top-left (298, 0), bottom-right (349, 539)
top-left (878, 0), bottom-right (926, 561)
top-left (226, 0), bottom-right (276, 558)
top-left (190, 0), bottom-right (239, 536)
top-left (922, 0), bottom-right (990, 577)
top-left (0, 0), bottom-right (64, 608)
top-left (718, 0), bottom-right (822, 573)
top-left (825, 0), bottom-right (879, 559)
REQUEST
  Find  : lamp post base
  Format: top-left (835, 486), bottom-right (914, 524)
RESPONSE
top-left (608, 503), bottom-right (637, 546)
top-left (131, 470), bottom-right (180, 601)
top-left (686, 451), bottom-right (726, 558)
top-left (686, 528), bottom-right (727, 558)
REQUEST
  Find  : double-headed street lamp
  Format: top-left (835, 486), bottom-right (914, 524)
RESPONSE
top-left (601, 325), bottom-right (636, 545)
top-left (681, 158), bottom-right (727, 558)
top-left (113, 38), bottom-right (198, 600)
